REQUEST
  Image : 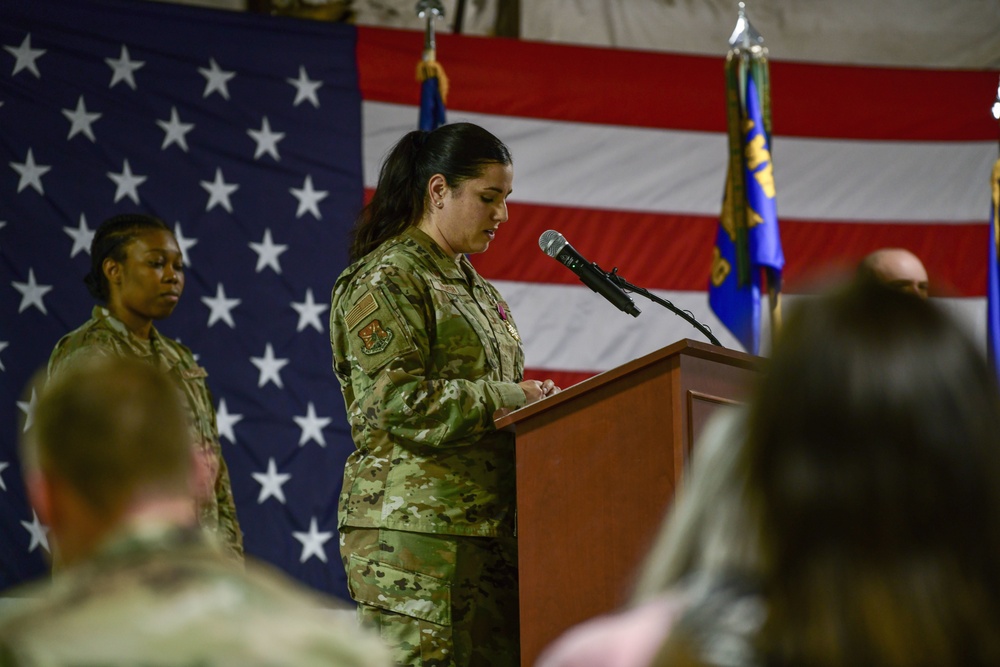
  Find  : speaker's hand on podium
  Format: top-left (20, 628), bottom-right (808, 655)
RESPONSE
top-left (494, 380), bottom-right (562, 421)
top-left (519, 379), bottom-right (562, 404)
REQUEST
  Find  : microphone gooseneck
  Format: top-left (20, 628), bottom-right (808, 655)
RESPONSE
top-left (536, 229), bottom-right (723, 346)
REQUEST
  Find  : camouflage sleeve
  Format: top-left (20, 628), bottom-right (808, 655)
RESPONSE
top-left (337, 267), bottom-right (525, 448)
top-left (47, 332), bottom-right (120, 379)
top-left (179, 346), bottom-right (244, 564)
top-left (213, 443), bottom-right (245, 563)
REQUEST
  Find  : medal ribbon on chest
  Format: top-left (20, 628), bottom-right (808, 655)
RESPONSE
top-left (492, 297), bottom-right (520, 341)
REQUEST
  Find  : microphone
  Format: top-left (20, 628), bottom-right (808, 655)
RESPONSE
top-left (539, 230), bottom-right (640, 317)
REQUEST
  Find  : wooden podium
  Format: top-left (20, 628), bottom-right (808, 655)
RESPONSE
top-left (495, 339), bottom-right (760, 666)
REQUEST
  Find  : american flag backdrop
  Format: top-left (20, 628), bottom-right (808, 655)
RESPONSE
top-left (2, 0), bottom-right (998, 601)
top-left (0, 0), bottom-right (362, 596)
top-left (356, 28), bottom-right (997, 390)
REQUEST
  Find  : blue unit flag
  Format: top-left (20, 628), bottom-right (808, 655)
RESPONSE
top-left (987, 159), bottom-right (1000, 380)
top-left (709, 66), bottom-right (784, 355)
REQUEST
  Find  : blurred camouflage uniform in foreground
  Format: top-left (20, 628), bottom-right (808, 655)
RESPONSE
top-left (0, 524), bottom-right (392, 667)
top-left (48, 306), bottom-right (244, 561)
top-left (330, 227), bottom-right (526, 666)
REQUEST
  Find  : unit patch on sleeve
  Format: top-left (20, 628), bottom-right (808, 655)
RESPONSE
top-left (345, 284), bottom-right (415, 375)
top-left (358, 319), bottom-right (394, 355)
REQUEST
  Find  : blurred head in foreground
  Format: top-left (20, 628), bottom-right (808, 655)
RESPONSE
top-left (11, 356), bottom-right (393, 667)
top-left (857, 247), bottom-right (929, 299)
top-left (22, 356), bottom-right (194, 568)
top-left (746, 280), bottom-right (1000, 664)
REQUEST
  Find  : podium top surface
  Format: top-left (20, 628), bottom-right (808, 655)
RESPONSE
top-left (495, 338), bottom-right (761, 429)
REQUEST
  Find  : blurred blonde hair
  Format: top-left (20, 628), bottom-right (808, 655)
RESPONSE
top-left (629, 406), bottom-right (759, 605)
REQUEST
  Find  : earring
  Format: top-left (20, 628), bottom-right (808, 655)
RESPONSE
top-left (436, 201), bottom-right (444, 208)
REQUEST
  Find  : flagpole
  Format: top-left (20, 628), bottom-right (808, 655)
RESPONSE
top-left (416, 0), bottom-right (448, 131)
top-left (417, 0), bottom-right (443, 58)
top-left (992, 75), bottom-right (1000, 153)
top-left (991, 75), bottom-right (999, 260)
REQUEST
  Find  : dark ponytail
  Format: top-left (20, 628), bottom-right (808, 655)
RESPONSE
top-left (84, 213), bottom-right (171, 302)
top-left (349, 122), bottom-right (512, 261)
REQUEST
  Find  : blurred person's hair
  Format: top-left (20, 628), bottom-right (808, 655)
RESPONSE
top-left (746, 280), bottom-right (1000, 665)
top-left (24, 356), bottom-right (191, 516)
top-left (629, 407), bottom-right (759, 604)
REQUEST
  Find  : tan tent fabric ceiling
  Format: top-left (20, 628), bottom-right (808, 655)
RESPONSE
top-left (169, 0), bottom-right (1000, 69)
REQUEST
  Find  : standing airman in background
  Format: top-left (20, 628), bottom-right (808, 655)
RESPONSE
top-left (47, 213), bottom-right (243, 562)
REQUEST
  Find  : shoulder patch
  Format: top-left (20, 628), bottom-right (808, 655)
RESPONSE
top-left (346, 292), bottom-right (379, 331)
top-left (357, 319), bottom-right (394, 355)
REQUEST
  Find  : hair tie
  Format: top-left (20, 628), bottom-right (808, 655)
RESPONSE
top-left (412, 130), bottom-right (429, 151)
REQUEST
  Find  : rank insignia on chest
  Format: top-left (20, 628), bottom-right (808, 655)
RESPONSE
top-left (358, 319), bottom-right (394, 355)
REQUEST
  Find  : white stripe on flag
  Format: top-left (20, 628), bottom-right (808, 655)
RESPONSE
top-left (500, 278), bottom-right (987, 373)
top-left (364, 101), bottom-right (994, 222)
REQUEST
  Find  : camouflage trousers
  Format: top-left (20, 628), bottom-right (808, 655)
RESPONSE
top-left (341, 527), bottom-right (519, 667)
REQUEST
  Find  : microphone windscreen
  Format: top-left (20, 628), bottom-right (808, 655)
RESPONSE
top-left (539, 230), bottom-right (566, 258)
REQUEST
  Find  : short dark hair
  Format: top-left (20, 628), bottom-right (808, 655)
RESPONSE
top-left (27, 356), bottom-right (191, 515)
top-left (84, 213), bottom-right (172, 302)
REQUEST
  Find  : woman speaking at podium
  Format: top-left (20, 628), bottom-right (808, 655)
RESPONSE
top-left (330, 122), bottom-right (559, 667)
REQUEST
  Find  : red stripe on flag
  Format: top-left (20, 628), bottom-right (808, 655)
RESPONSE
top-left (468, 201), bottom-right (987, 297)
top-left (357, 26), bottom-right (998, 141)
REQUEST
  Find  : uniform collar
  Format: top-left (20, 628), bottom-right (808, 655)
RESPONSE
top-left (93, 520), bottom-right (220, 565)
top-left (401, 226), bottom-right (471, 281)
top-left (91, 305), bottom-right (164, 350)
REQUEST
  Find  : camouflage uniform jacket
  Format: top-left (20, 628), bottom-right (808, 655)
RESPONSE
top-left (0, 523), bottom-right (393, 667)
top-left (48, 306), bottom-right (243, 560)
top-left (330, 226), bottom-right (527, 537)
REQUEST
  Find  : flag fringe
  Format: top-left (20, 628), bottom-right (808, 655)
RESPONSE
top-left (416, 58), bottom-right (449, 102)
